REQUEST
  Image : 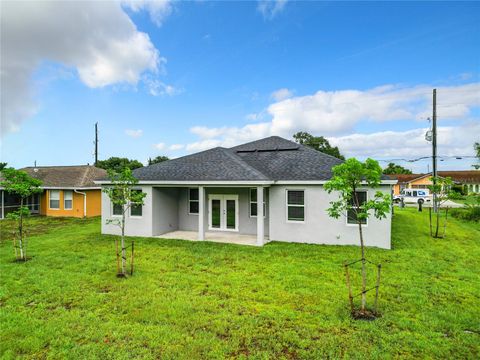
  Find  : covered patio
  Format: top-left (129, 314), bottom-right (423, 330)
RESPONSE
top-left (152, 185), bottom-right (269, 246)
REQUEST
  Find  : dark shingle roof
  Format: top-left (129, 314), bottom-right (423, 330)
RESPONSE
top-left (20, 165), bottom-right (107, 188)
top-left (133, 136), bottom-right (344, 182)
top-left (134, 147), bottom-right (269, 181)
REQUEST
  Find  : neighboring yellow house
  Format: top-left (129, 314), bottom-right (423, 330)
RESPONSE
top-left (390, 170), bottom-right (480, 195)
top-left (1, 165), bottom-right (106, 219)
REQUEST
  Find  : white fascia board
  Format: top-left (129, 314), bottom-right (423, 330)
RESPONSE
top-left (41, 187), bottom-right (102, 190)
top-left (97, 180), bottom-right (274, 186)
top-left (274, 180), bottom-right (398, 185)
top-left (95, 179), bottom-right (397, 186)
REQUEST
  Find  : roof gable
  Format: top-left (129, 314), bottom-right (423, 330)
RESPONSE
top-left (133, 136), bottom-right (345, 182)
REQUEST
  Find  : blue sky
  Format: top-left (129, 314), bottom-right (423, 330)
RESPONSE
top-left (1, 0), bottom-right (479, 172)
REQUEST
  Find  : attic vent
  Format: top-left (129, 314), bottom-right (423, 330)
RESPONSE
top-left (236, 146), bottom-right (299, 153)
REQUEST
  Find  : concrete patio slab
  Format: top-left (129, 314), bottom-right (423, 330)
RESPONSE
top-left (156, 230), bottom-right (265, 246)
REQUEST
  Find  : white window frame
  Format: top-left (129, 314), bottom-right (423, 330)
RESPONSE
top-left (285, 189), bottom-right (305, 223)
top-left (346, 190), bottom-right (368, 227)
top-left (188, 188), bottom-right (199, 215)
top-left (129, 189), bottom-right (143, 218)
top-left (49, 190), bottom-right (60, 210)
top-left (63, 190), bottom-right (73, 210)
top-left (249, 188), bottom-right (266, 218)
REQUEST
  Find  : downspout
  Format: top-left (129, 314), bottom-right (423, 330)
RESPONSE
top-left (74, 189), bottom-right (87, 218)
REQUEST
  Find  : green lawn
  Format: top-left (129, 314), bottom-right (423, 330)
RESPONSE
top-left (1, 209), bottom-right (479, 359)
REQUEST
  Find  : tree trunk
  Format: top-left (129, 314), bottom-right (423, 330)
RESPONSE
top-left (358, 222), bottom-right (367, 312)
top-left (435, 207), bottom-right (440, 238)
top-left (121, 209), bottom-right (126, 275)
top-left (18, 198), bottom-right (24, 260)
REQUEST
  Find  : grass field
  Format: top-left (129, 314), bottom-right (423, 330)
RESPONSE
top-left (1, 208), bottom-right (479, 359)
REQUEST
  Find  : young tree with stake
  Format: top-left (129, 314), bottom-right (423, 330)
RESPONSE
top-left (427, 176), bottom-right (453, 238)
top-left (0, 168), bottom-right (42, 261)
top-left (324, 158), bottom-right (391, 316)
top-left (103, 168), bottom-right (146, 276)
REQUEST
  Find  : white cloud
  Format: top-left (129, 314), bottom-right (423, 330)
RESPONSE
top-left (0, 1), bottom-right (170, 135)
top-left (180, 82), bottom-right (480, 158)
top-left (257, 0), bottom-right (288, 20)
top-left (271, 88), bottom-right (293, 101)
top-left (169, 144), bottom-right (184, 151)
top-left (154, 142), bottom-right (166, 150)
top-left (329, 123), bottom-right (480, 159)
top-left (122, 0), bottom-right (173, 27)
top-left (144, 76), bottom-right (181, 96)
top-left (125, 129), bottom-right (143, 138)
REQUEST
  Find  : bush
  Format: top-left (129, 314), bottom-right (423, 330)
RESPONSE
top-left (451, 207), bottom-right (480, 222)
top-left (449, 192), bottom-right (465, 200)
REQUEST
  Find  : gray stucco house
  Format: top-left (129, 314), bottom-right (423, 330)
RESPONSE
top-left (99, 136), bottom-right (396, 249)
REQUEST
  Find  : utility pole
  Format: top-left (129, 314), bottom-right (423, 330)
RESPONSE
top-left (432, 89), bottom-right (438, 212)
top-left (94, 122), bottom-right (98, 166)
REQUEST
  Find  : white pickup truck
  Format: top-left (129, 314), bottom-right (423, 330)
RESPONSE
top-left (393, 189), bottom-right (432, 205)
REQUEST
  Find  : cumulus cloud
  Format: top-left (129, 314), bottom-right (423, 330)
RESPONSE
top-left (328, 123), bottom-right (480, 159)
top-left (154, 142), bottom-right (166, 150)
top-left (122, 0), bottom-right (173, 27)
top-left (257, 0), bottom-right (288, 20)
top-left (181, 82), bottom-right (480, 158)
top-left (144, 76), bottom-right (181, 96)
top-left (0, 1), bottom-right (168, 135)
top-left (271, 88), bottom-right (293, 101)
top-left (169, 144), bottom-right (184, 151)
top-left (125, 129), bottom-right (143, 138)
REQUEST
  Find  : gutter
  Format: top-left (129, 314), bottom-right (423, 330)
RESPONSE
top-left (74, 189), bottom-right (87, 217)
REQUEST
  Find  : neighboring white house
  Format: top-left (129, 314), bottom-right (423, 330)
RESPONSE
top-left (97, 136), bottom-right (396, 249)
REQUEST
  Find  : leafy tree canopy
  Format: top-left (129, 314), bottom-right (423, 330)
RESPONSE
top-left (0, 162), bottom-right (7, 171)
top-left (148, 156), bottom-right (169, 165)
top-left (474, 142), bottom-right (480, 170)
top-left (293, 131), bottom-right (345, 160)
top-left (96, 157), bottom-right (143, 173)
top-left (0, 167), bottom-right (43, 198)
top-left (382, 162), bottom-right (413, 175)
top-left (324, 158), bottom-right (391, 222)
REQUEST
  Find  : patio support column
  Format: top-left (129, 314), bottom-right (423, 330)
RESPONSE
top-left (1, 190), bottom-right (4, 220)
top-left (198, 186), bottom-right (205, 240)
top-left (256, 186), bottom-right (264, 246)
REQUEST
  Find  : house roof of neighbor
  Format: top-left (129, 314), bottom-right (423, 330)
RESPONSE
top-left (19, 165), bottom-right (107, 188)
top-left (388, 171), bottom-right (480, 185)
top-left (132, 136), bottom-right (348, 182)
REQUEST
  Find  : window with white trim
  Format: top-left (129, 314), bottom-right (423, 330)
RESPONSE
top-left (64, 190), bottom-right (73, 210)
top-left (286, 190), bottom-right (304, 222)
top-left (189, 188), bottom-right (199, 214)
top-left (112, 202), bottom-right (123, 216)
top-left (249, 188), bottom-right (266, 217)
top-left (49, 190), bottom-right (60, 209)
top-left (347, 191), bottom-right (367, 225)
top-left (130, 190), bottom-right (143, 217)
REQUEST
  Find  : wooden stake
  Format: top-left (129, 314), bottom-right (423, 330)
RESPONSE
top-left (374, 264), bottom-right (382, 314)
top-left (345, 263), bottom-right (354, 313)
top-left (443, 207), bottom-right (449, 238)
top-left (130, 241), bottom-right (135, 275)
top-left (429, 207), bottom-right (433, 237)
top-left (115, 238), bottom-right (120, 275)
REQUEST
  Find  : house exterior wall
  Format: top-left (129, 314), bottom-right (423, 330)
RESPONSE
top-left (268, 185), bottom-right (392, 249)
top-left (40, 189), bottom-right (102, 218)
top-left (101, 184), bottom-right (392, 249)
top-left (101, 186), bottom-right (154, 237)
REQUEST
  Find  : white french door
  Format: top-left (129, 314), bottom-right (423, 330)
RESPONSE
top-left (208, 195), bottom-right (239, 231)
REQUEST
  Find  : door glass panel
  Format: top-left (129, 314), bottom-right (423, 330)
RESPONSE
top-left (226, 199), bottom-right (236, 229)
top-left (211, 199), bottom-right (221, 228)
